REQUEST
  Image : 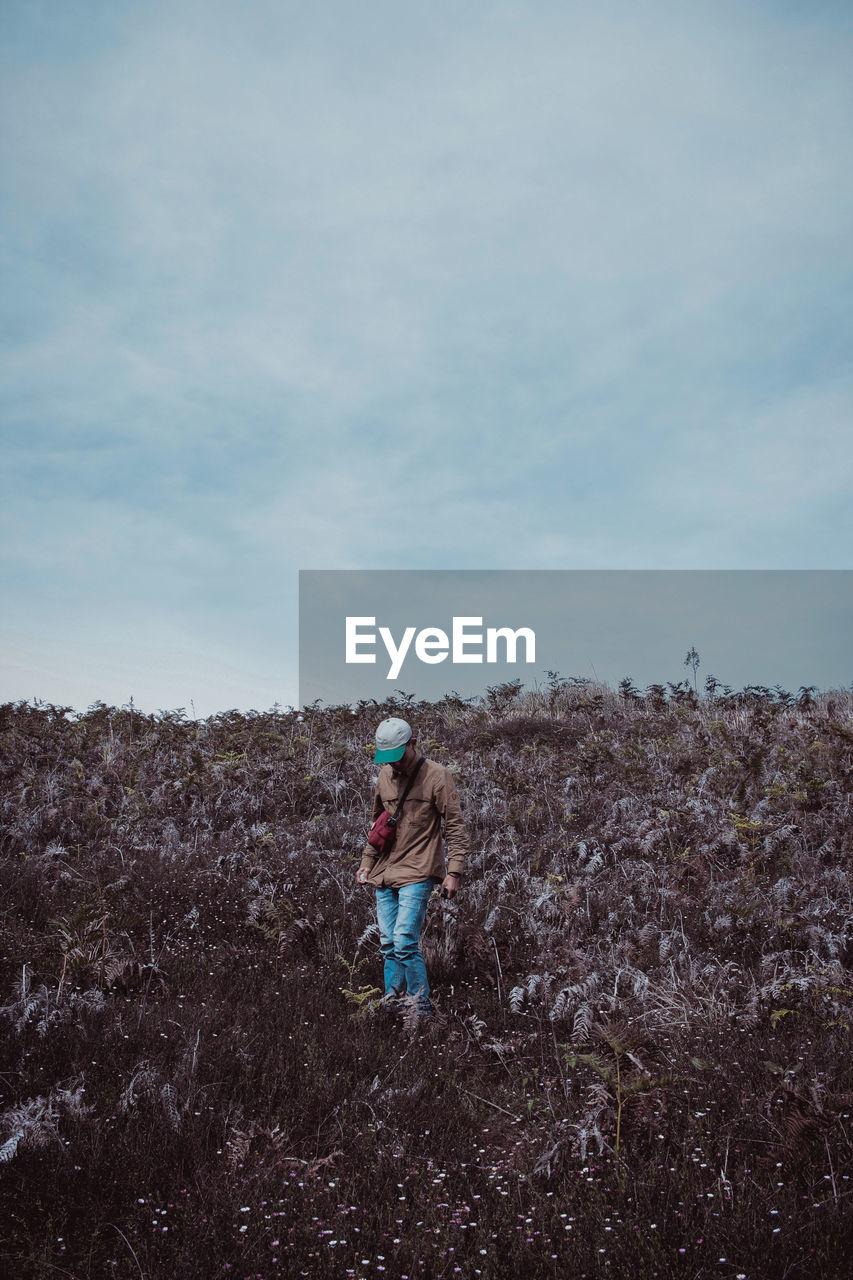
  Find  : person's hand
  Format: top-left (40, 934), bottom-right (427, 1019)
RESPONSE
top-left (356, 867), bottom-right (370, 884)
top-left (440, 873), bottom-right (460, 899)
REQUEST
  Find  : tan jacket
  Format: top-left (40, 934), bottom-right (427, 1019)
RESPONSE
top-left (358, 756), bottom-right (468, 889)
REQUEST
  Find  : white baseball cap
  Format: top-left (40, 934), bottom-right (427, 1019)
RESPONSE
top-left (374, 716), bottom-right (413, 762)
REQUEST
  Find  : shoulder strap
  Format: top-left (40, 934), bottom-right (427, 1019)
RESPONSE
top-left (390, 757), bottom-right (425, 824)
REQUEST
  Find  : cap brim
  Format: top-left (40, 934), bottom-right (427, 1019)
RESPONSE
top-left (375, 744), bottom-right (406, 762)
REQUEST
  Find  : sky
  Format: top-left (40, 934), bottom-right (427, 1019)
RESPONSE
top-left (2, 0), bottom-right (852, 715)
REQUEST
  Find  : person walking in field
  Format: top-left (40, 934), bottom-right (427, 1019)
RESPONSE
top-left (356, 717), bottom-right (468, 1014)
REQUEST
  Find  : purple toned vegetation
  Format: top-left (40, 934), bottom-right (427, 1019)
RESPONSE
top-left (1, 677), bottom-right (851, 1277)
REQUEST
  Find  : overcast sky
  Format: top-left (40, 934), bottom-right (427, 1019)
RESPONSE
top-left (2, 0), bottom-right (852, 714)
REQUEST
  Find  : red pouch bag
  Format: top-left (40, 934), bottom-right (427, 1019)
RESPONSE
top-left (366, 757), bottom-right (425, 856)
top-left (367, 809), bottom-right (396, 854)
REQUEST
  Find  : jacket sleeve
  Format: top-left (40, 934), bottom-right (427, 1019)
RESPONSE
top-left (358, 779), bottom-right (385, 873)
top-left (435, 766), bottom-right (468, 877)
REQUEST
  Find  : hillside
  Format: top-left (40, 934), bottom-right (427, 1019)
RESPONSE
top-left (1, 679), bottom-right (851, 1278)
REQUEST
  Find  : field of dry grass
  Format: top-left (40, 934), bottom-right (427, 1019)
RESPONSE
top-left (1, 677), bottom-right (851, 1278)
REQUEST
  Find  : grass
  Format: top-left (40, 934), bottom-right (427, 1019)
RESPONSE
top-left (1, 679), bottom-right (851, 1277)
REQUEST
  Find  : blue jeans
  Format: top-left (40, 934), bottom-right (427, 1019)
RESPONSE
top-left (375, 878), bottom-right (439, 1011)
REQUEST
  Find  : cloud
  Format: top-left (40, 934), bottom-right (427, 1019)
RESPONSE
top-left (1, 0), bottom-right (851, 708)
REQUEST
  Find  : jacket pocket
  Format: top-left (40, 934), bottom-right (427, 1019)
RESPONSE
top-left (401, 797), bottom-right (434, 835)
